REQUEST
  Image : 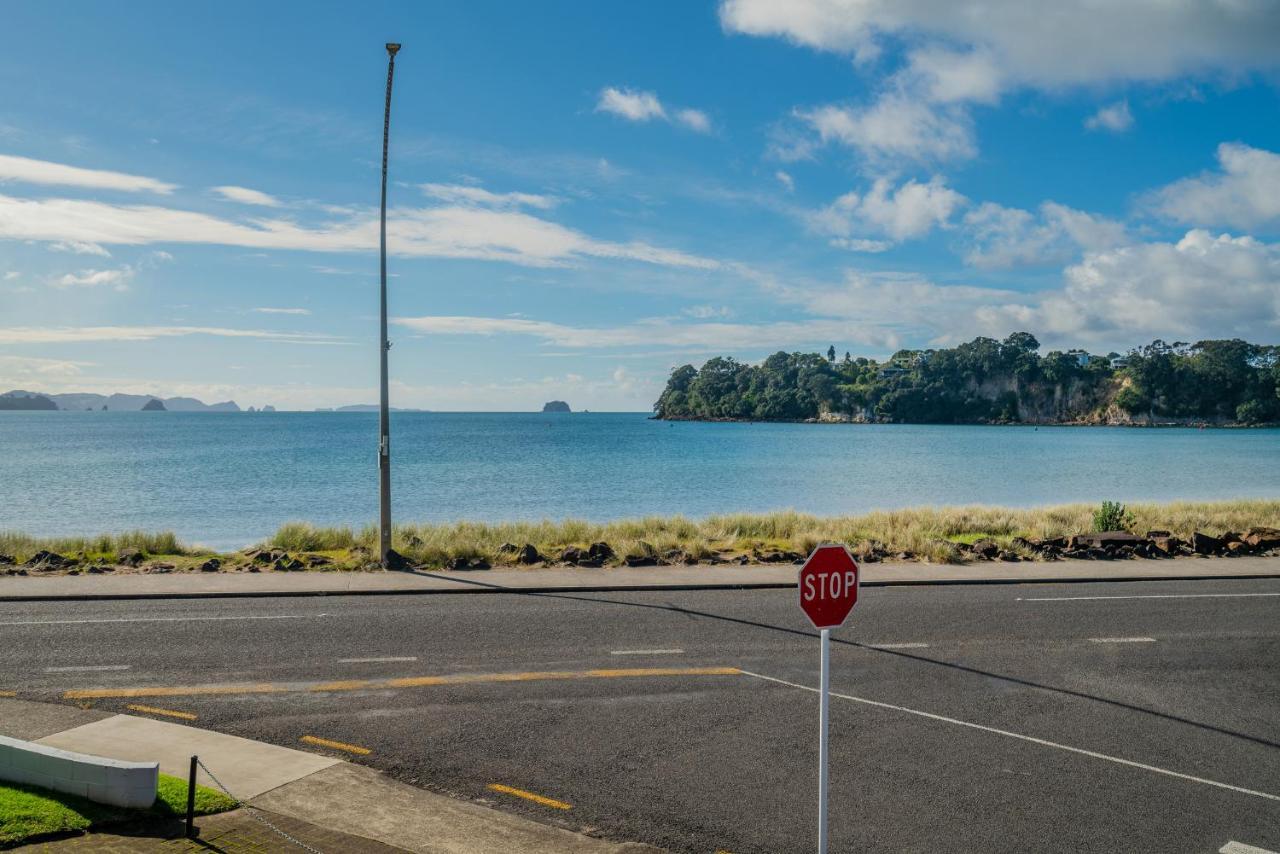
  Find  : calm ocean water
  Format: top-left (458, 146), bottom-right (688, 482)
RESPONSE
top-left (1, 411), bottom-right (1278, 550)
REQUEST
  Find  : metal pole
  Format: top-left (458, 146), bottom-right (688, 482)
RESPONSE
top-left (818, 628), bottom-right (829, 854)
top-left (186, 755), bottom-right (198, 839)
top-left (378, 42), bottom-right (400, 567)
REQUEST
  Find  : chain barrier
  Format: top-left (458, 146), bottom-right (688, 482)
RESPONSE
top-left (195, 755), bottom-right (325, 854)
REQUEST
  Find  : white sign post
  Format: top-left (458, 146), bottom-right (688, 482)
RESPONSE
top-left (798, 544), bottom-right (860, 854)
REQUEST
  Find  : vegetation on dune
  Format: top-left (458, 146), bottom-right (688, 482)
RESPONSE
top-left (0, 530), bottom-right (196, 563)
top-left (653, 334), bottom-right (1280, 425)
top-left (0, 774), bottom-right (234, 846)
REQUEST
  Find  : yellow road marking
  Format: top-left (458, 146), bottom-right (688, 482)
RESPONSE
top-left (127, 704), bottom-right (197, 721)
top-left (487, 783), bottom-right (572, 810)
top-left (64, 666), bottom-right (741, 700)
top-left (300, 735), bottom-right (371, 755)
top-left (65, 682), bottom-right (284, 700)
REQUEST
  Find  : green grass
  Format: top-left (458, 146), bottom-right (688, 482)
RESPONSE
top-left (0, 530), bottom-right (199, 564)
top-left (0, 773), bottom-right (235, 846)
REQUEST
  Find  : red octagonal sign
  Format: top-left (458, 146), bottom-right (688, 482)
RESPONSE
top-left (798, 544), bottom-right (860, 629)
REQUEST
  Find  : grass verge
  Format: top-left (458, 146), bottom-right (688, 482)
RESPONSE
top-left (0, 773), bottom-right (235, 846)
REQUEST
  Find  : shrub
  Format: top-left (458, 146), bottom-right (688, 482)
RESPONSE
top-left (1092, 501), bottom-right (1134, 533)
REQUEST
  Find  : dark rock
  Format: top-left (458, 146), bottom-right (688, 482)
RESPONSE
top-left (26, 550), bottom-right (68, 568)
top-left (1244, 527), bottom-right (1280, 549)
top-left (446, 556), bottom-right (490, 571)
top-left (1191, 531), bottom-right (1224, 555)
top-left (147, 563), bottom-right (175, 573)
top-left (575, 556), bottom-right (603, 568)
top-left (587, 542), bottom-right (615, 562)
top-left (624, 554), bottom-right (658, 567)
top-left (1226, 541), bottom-right (1248, 554)
top-left (1145, 530), bottom-right (1171, 539)
top-left (468, 558), bottom-right (490, 570)
top-left (997, 550), bottom-right (1019, 562)
top-left (1150, 536), bottom-right (1181, 555)
top-left (273, 557), bottom-right (305, 571)
top-left (199, 558), bottom-right (222, 572)
top-left (1010, 537), bottom-right (1033, 551)
top-left (1221, 531), bottom-right (1242, 544)
top-left (969, 539), bottom-right (1000, 559)
top-left (0, 554), bottom-right (15, 565)
top-left (383, 549), bottom-right (412, 571)
top-left (516, 544), bottom-right (542, 565)
top-left (735, 555), bottom-right (751, 565)
top-left (559, 546), bottom-right (583, 563)
top-left (497, 542), bottom-right (520, 554)
top-left (249, 550), bottom-right (275, 565)
top-left (248, 565), bottom-right (261, 573)
top-left (1075, 531), bottom-right (1147, 549)
top-left (306, 555), bottom-right (334, 567)
top-left (117, 548), bottom-right (145, 566)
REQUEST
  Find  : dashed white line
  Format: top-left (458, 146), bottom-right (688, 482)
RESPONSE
top-left (44, 665), bottom-right (131, 673)
top-left (1018, 593), bottom-right (1280, 602)
top-left (739, 669), bottom-right (1280, 803)
top-left (1089, 637), bottom-right (1157, 644)
top-left (0, 614), bottom-right (325, 626)
top-left (1221, 842), bottom-right (1280, 854)
top-left (865, 642), bottom-right (930, 650)
top-left (337, 656), bottom-right (418, 664)
top-left (610, 649), bottom-right (685, 656)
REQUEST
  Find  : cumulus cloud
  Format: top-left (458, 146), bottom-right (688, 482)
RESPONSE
top-left (1084, 101), bottom-right (1134, 133)
top-left (972, 230), bottom-right (1280, 345)
top-left (0, 192), bottom-right (720, 270)
top-left (55, 267), bottom-right (133, 290)
top-left (775, 170), bottom-right (795, 192)
top-left (596, 87), bottom-right (712, 133)
top-left (794, 96), bottom-right (974, 165)
top-left (718, 0), bottom-right (1280, 88)
top-left (213, 185), bottom-right (282, 206)
top-left (49, 240), bottom-right (110, 257)
top-left (962, 201), bottom-right (1128, 268)
top-left (1145, 143), bottom-right (1280, 230)
top-left (809, 176), bottom-right (965, 247)
top-left (420, 183), bottom-right (557, 209)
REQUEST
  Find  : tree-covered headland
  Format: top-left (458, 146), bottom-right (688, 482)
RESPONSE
top-left (653, 334), bottom-right (1280, 425)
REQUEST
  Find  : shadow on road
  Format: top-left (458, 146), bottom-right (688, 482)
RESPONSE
top-left (409, 569), bottom-right (1280, 752)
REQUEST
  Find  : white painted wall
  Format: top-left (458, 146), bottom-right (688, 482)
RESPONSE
top-left (0, 734), bottom-right (157, 808)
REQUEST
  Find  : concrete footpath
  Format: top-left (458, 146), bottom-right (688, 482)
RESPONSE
top-left (0, 556), bottom-right (1277, 601)
top-left (0, 697), bottom-right (662, 853)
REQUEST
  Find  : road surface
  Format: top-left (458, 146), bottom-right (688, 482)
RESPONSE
top-left (2, 579), bottom-right (1278, 853)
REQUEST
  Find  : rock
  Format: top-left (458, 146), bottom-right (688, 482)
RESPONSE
top-left (247, 565), bottom-right (260, 573)
top-left (1074, 531), bottom-right (1147, 549)
top-left (1191, 531), bottom-right (1224, 555)
top-left (1145, 530), bottom-right (1171, 539)
top-left (969, 539), bottom-right (1000, 559)
top-left (624, 554), bottom-right (657, 567)
top-left (1243, 527), bottom-right (1280, 549)
top-left (199, 558), bottom-right (222, 572)
top-left (1221, 531), bottom-right (1242, 544)
top-left (1226, 541), bottom-right (1248, 554)
top-left (735, 555), bottom-right (751, 565)
top-left (0, 554), bottom-right (14, 565)
top-left (468, 558), bottom-right (490, 571)
top-left (1150, 535), bottom-right (1181, 555)
top-left (446, 556), bottom-right (489, 571)
top-left (560, 546), bottom-right (583, 563)
top-left (497, 542), bottom-right (519, 554)
top-left (273, 557), bottom-right (305, 571)
top-left (383, 549), bottom-right (412, 571)
top-left (997, 550), bottom-right (1019, 562)
top-left (25, 550), bottom-right (68, 568)
top-left (147, 564), bottom-right (175, 573)
top-left (516, 544), bottom-right (542, 565)
top-left (587, 542), bottom-right (615, 562)
top-left (306, 555), bottom-right (334, 567)
top-left (117, 548), bottom-right (145, 566)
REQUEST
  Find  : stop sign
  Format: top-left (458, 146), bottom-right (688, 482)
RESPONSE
top-left (798, 544), bottom-right (859, 629)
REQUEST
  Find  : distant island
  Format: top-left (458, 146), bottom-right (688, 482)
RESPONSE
top-left (654, 334), bottom-right (1280, 427)
top-left (0, 390), bottom-right (251, 412)
top-left (542, 400), bottom-right (571, 413)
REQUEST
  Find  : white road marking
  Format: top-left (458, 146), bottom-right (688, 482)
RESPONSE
top-left (1018, 593), bottom-right (1280, 602)
top-left (1089, 637), bottom-right (1157, 644)
top-left (1221, 842), bottom-right (1280, 854)
top-left (0, 614), bottom-right (325, 626)
top-left (739, 669), bottom-right (1280, 804)
top-left (337, 656), bottom-right (419, 664)
top-left (44, 665), bottom-right (131, 673)
top-left (610, 649), bottom-right (685, 656)
top-left (865, 642), bottom-right (929, 650)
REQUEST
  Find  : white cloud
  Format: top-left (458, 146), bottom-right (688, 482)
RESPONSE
top-left (0, 355), bottom-right (92, 379)
top-left (1145, 143), bottom-right (1280, 230)
top-left (394, 314), bottom-right (899, 352)
top-left (596, 87), bottom-right (712, 133)
top-left (420, 183), bottom-right (557, 209)
top-left (49, 240), bottom-right (110, 257)
top-left (253, 307), bottom-right (311, 315)
top-left (55, 267), bottom-right (133, 290)
top-left (213, 185), bottom-right (282, 207)
top-left (775, 170), bottom-right (795, 192)
top-left (1084, 101), bottom-right (1133, 133)
top-left (683, 304), bottom-right (733, 319)
top-left (962, 201), bottom-right (1127, 268)
top-left (809, 176), bottom-right (965, 246)
top-left (0, 154), bottom-right (175, 193)
top-left (3, 271), bottom-right (18, 280)
top-left (0, 325), bottom-right (343, 345)
top-left (902, 47), bottom-right (1002, 105)
top-left (0, 193), bottom-right (720, 270)
top-left (829, 238), bottom-right (893, 253)
top-left (795, 95), bottom-right (975, 164)
top-left (972, 230), bottom-right (1280, 345)
top-left (675, 108), bottom-right (712, 134)
top-left (718, 0), bottom-right (1280, 88)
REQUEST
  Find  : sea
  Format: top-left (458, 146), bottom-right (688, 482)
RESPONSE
top-left (2, 411), bottom-right (1278, 551)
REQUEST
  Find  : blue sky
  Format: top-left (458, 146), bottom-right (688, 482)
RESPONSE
top-left (1, 0), bottom-right (1278, 410)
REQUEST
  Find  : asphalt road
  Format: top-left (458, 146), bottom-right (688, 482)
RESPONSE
top-left (3, 579), bottom-right (1278, 853)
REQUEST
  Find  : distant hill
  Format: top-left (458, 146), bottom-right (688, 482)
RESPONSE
top-left (1, 390), bottom-right (246, 412)
top-left (141, 398), bottom-right (167, 411)
top-left (0, 392), bottom-right (57, 410)
top-left (542, 400), bottom-right (571, 412)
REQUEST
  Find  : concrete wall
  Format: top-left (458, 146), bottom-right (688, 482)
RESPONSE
top-left (0, 734), bottom-right (158, 808)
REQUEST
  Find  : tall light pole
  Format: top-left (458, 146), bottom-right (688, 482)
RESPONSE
top-left (378, 42), bottom-right (400, 568)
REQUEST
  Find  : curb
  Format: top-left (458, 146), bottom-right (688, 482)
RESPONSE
top-left (1, 571), bottom-right (1277, 602)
